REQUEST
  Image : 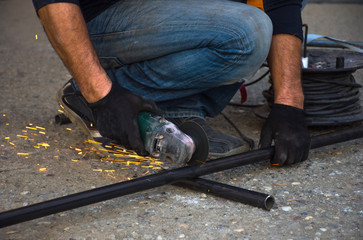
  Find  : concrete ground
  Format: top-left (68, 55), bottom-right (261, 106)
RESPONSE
top-left (0, 0), bottom-right (362, 239)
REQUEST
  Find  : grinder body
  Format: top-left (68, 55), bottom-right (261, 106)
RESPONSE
top-left (138, 112), bottom-right (209, 165)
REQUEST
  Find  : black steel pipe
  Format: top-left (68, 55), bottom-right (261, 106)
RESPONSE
top-left (54, 114), bottom-right (271, 208)
top-left (307, 40), bottom-right (363, 49)
top-left (55, 113), bottom-right (71, 125)
top-left (1, 125), bottom-right (363, 228)
top-left (173, 178), bottom-right (274, 210)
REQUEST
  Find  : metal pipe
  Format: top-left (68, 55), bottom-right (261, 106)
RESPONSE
top-left (310, 126), bottom-right (363, 149)
top-left (1, 125), bottom-right (363, 228)
top-left (55, 113), bottom-right (71, 125)
top-left (173, 178), bottom-right (274, 210)
top-left (307, 40), bottom-right (363, 49)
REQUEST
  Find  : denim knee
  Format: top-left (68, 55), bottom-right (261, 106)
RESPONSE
top-left (224, 6), bottom-right (272, 83)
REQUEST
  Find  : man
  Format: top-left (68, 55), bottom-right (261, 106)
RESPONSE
top-left (32, 0), bottom-right (310, 166)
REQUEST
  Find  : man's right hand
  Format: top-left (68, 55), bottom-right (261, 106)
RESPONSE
top-left (89, 82), bottom-right (164, 156)
top-left (38, 3), bottom-right (162, 155)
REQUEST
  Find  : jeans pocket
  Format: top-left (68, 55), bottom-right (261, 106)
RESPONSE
top-left (99, 57), bottom-right (123, 69)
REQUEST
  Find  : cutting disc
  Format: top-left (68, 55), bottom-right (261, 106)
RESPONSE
top-left (179, 121), bottom-right (209, 165)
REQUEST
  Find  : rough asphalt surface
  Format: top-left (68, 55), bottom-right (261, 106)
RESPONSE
top-left (0, 1), bottom-right (362, 239)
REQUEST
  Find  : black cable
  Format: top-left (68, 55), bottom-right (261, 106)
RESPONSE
top-left (221, 112), bottom-right (256, 150)
top-left (262, 69), bottom-right (363, 126)
top-left (228, 66), bottom-right (270, 108)
top-left (244, 69), bottom-right (270, 87)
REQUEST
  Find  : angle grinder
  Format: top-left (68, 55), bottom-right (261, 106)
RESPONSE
top-left (138, 112), bottom-right (209, 165)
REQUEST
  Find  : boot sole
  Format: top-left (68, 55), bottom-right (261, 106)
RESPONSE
top-left (208, 145), bottom-right (246, 159)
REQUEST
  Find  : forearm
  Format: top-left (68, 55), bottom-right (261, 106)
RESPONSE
top-left (38, 3), bottom-right (111, 103)
top-left (268, 34), bottom-right (304, 109)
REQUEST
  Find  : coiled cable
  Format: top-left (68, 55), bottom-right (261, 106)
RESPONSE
top-left (262, 68), bottom-right (363, 126)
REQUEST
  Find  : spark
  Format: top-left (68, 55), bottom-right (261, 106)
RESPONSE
top-left (39, 131), bottom-right (46, 135)
top-left (93, 169), bottom-right (103, 172)
top-left (17, 153), bottom-right (29, 156)
top-left (36, 126), bottom-right (46, 130)
top-left (66, 128), bottom-right (72, 131)
top-left (17, 135), bottom-right (28, 140)
top-left (39, 168), bottom-right (47, 172)
top-left (107, 174), bottom-right (116, 179)
top-left (37, 142), bottom-right (50, 148)
top-left (141, 166), bottom-right (153, 168)
top-left (35, 34), bottom-right (38, 40)
top-left (84, 139), bottom-right (102, 145)
top-left (26, 126), bottom-right (37, 130)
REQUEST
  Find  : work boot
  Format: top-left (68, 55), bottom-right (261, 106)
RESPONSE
top-left (56, 79), bottom-right (100, 138)
top-left (167, 117), bottom-right (244, 159)
top-left (56, 79), bottom-right (120, 154)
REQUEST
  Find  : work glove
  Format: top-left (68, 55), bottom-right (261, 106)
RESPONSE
top-left (259, 104), bottom-right (311, 166)
top-left (89, 82), bottom-right (163, 156)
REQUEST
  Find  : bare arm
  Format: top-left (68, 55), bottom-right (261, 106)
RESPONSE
top-left (37, 3), bottom-right (163, 155)
top-left (38, 3), bottom-right (111, 103)
top-left (268, 34), bottom-right (304, 109)
top-left (259, 33), bottom-right (310, 166)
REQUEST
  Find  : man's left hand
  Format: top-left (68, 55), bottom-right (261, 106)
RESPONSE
top-left (259, 103), bottom-right (311, 166)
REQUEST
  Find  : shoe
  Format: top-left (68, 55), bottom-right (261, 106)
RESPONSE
top-left (56, 79), bottom-right (101, 138)
top-left (56, 80), bottom-right (120, 154)
top-left (167, 117), bottom-right (244, 159)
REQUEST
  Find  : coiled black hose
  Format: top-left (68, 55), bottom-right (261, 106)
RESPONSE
top-left (263, 68), bottom-right (363, 126)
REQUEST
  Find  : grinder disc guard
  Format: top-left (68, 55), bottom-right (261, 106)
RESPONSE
top-left (179, 121), bottom-right (209, 165)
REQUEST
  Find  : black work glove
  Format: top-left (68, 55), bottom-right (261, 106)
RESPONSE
top-left (89, 82), bottom-right (163, 156)
top-left (259, 104), bottom-right (311, 166)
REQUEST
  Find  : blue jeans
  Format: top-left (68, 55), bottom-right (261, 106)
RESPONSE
top-left (86, 0), bottom-right (272, 118)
